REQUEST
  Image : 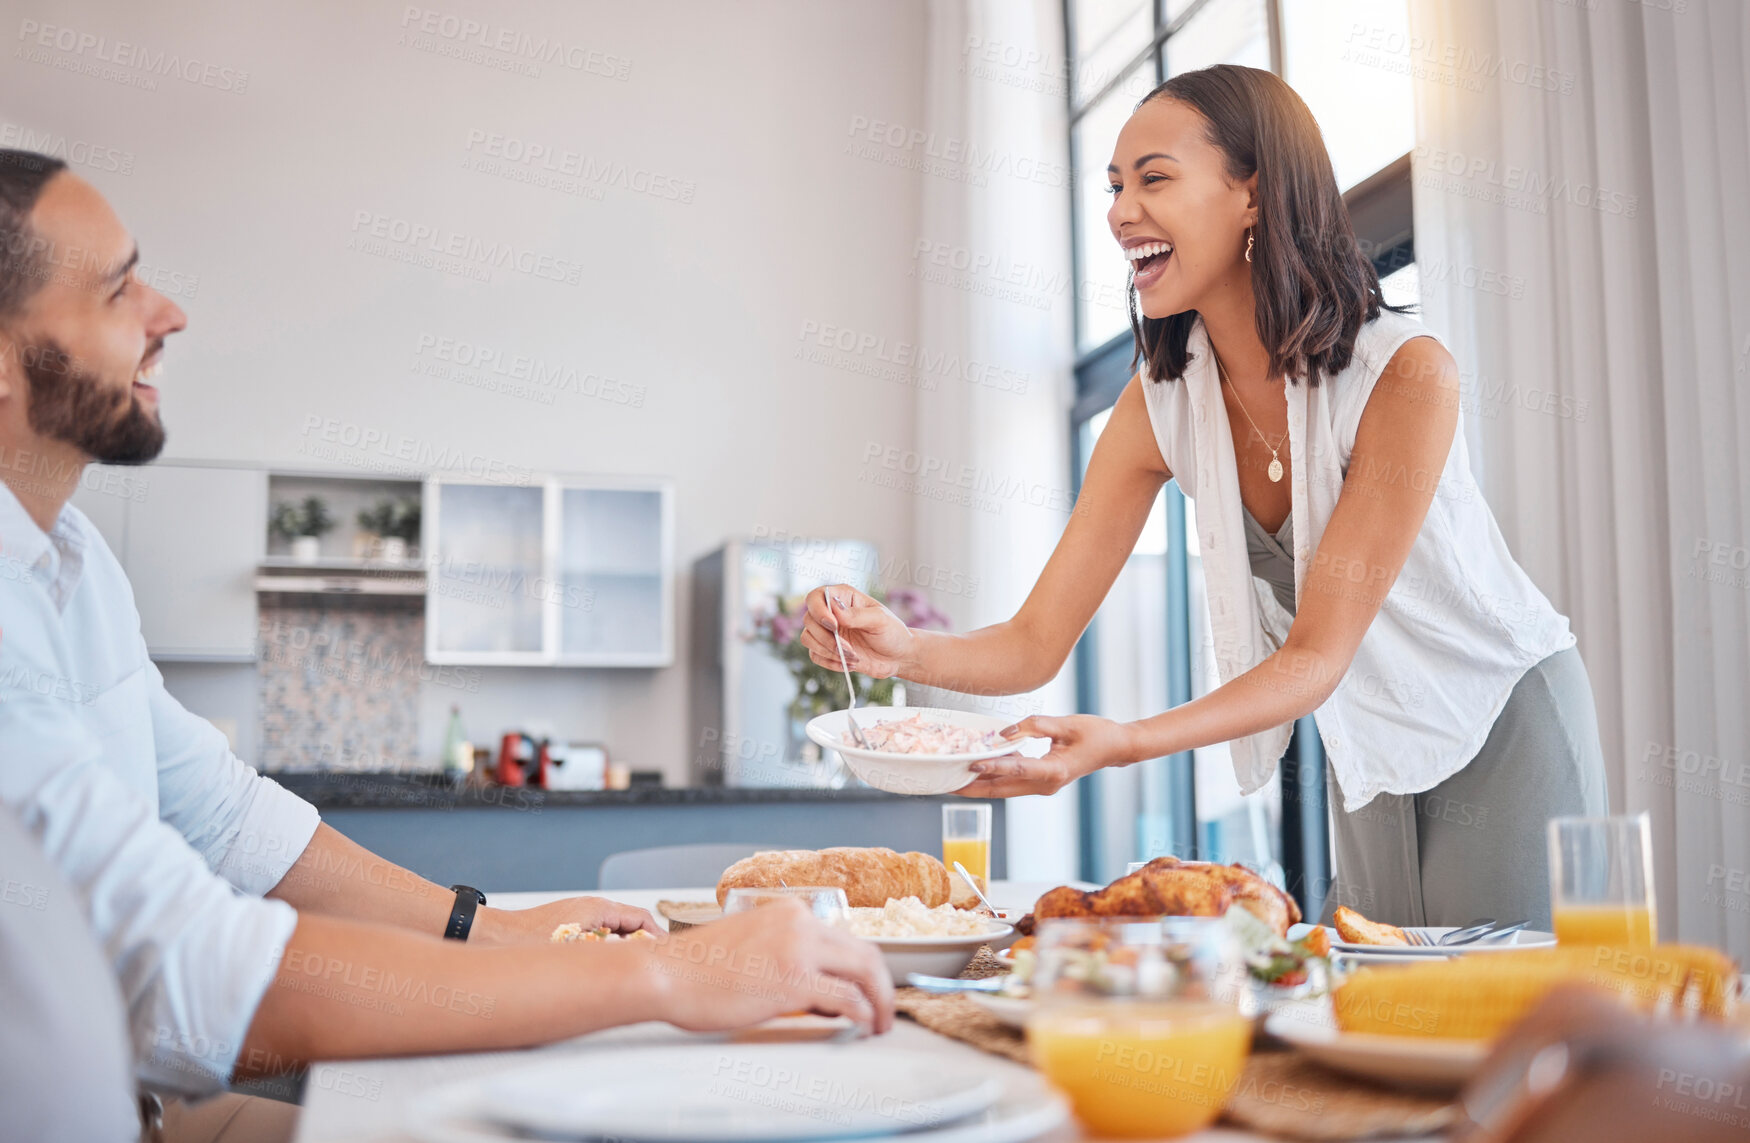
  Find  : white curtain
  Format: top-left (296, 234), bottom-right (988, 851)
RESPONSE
top-left (1409, 0), bottom-right (1750, 956)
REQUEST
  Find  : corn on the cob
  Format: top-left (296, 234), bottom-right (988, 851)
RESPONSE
top-left (1333, 944), bottom-right (1738, 1041)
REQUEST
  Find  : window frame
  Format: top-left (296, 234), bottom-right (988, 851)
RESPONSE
top-left (1063, 0), bottom-right (1414, 916)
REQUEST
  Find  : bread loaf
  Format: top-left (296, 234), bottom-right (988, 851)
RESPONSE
top-left (714, 847), bottom-right (951, 908)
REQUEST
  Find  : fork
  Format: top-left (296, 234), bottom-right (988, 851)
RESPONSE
top-left (824, 592), bottom-right (873, 750)
top-left (1435, 918), bottom-right (1500, 947)
top-left (1404, 928), bottom-right (1438, 947)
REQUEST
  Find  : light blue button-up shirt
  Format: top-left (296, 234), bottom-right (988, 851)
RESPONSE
top-left (0, 480), bottom-right (319, 1094)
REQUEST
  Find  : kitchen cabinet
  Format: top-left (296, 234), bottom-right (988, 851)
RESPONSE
top-left (425, 477), bottom-right (673, 667)
top-left (71, 463), bottom-right (266, 660)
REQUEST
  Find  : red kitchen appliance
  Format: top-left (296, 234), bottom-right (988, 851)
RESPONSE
top-left (493, 732), bottom-right (553, 789)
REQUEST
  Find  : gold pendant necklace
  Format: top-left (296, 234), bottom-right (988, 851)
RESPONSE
top-left (1214, 352), bottom-right (1286, 483)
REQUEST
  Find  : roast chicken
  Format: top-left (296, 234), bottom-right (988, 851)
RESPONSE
top-left (1021, 856), bottom-right (1302, 938)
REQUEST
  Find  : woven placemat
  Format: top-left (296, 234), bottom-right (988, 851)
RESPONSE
top-left (895, 951), bottom-right (1457, 1141)
top-left (893, 987), bottom-right (1032, 1064)
top-left (1221, 1053), bottom-right (1458, 1141)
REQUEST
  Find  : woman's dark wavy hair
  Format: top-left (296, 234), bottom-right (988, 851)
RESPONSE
top-left (1129, 65), bottom-right (1406, 386)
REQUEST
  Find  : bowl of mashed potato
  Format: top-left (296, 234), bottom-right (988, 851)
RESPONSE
top-left (841, 896), bottom-right (1016, 982)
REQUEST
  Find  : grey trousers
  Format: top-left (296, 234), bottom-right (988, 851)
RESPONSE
top-left (1320, 647), bottom-right (1608, 930)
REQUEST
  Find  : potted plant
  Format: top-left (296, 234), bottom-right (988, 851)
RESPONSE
top-left (356, 495), bottom-right (421, 563)
top-left (270, 496), bottom-right (336, 564)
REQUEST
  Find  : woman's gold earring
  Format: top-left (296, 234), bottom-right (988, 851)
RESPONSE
top-left (1245, 230), bottom-right (1254, 263)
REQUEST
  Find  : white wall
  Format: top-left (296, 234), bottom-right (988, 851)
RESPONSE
top-left (9, 0), bottom-right (932, 783)
top-left (13, 1), bottom-right (1083, 882)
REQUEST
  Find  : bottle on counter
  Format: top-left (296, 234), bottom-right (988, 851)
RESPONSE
top-left (442, 704), bottom-right (471, 782)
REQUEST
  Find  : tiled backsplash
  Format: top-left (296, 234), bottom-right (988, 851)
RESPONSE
top-left (258, 600), bottom-right (423, 771)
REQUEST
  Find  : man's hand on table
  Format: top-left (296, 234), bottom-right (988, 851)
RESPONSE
top-left (646, 901), bottom-right (896, 1035)
top-left (473, 896), bottom-right (663, 945)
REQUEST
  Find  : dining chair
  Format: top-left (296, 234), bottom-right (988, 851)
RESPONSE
top-left (596, 842), bottom-right (780, 891)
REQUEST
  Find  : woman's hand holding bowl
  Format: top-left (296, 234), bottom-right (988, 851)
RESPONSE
top-left (955, 714), bottom-right (1140, 798)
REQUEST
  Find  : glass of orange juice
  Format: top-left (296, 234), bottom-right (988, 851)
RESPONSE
top-left (1548, 813), bottom-right (1656, 948)
top-left (942, 803), bottom-right (991, 891)
top-left (1027, 917), bottom-right (1253, 1138)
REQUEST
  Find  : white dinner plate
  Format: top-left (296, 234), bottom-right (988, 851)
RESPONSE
top-left (1265, 998), bottom-right (1490, 1091)
top-left (967, 991), bottom-right (1032, 1029)
top-left (412, 1043), bottom-right (1001, 1142)
top-left (406, 1043), bottom-right (1069, 1143)
top-left (1328, 925), bottom-right (1556, 957)
top-left (804, 707), bottom-right (1045, 796)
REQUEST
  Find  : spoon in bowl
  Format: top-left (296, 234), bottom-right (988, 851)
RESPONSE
top-left (824, 592), bottom-right (873, 750)
top-left (953, 861), bottom-right (998, 915)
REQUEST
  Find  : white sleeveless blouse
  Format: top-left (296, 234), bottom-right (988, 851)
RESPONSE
top-left (1139, 310), bottom-right (1575, 810)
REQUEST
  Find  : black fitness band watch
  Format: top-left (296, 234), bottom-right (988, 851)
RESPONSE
top-left (444, 884), bottom-right (486, 941)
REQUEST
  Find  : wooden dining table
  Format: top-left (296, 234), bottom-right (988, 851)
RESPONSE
top-left (291, 882), bottom-right (1409, 1143)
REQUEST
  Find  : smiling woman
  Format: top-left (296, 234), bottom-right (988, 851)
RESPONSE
top-left (803, 64), bottom-right (1608, 936)
top-left (1114, 65), bottom-right (1386, 390)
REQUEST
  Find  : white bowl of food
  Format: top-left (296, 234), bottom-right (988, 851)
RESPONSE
top-left (841, 897), bottom-right (1016, 983)
top-left (804, 707), bottom-right (1042, 796)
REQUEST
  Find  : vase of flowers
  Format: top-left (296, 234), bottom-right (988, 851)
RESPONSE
top-left (746, 587), bottom-right (953, 782)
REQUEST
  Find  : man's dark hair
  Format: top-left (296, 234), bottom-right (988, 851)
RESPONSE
top-left (0, 149), bottom-right (68, 321)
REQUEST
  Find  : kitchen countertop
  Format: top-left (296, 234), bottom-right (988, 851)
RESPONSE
top-left (268, 770), bottom-right (932, 809)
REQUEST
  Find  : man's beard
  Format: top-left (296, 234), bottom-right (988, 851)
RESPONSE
top-left (22, 337), bottom-right (166, 465)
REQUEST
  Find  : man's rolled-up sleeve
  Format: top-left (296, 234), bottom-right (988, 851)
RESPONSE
top-left (147, 660), bottom-right (319, 895)
top-left (2, 696), bottom-right (299, 1093)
